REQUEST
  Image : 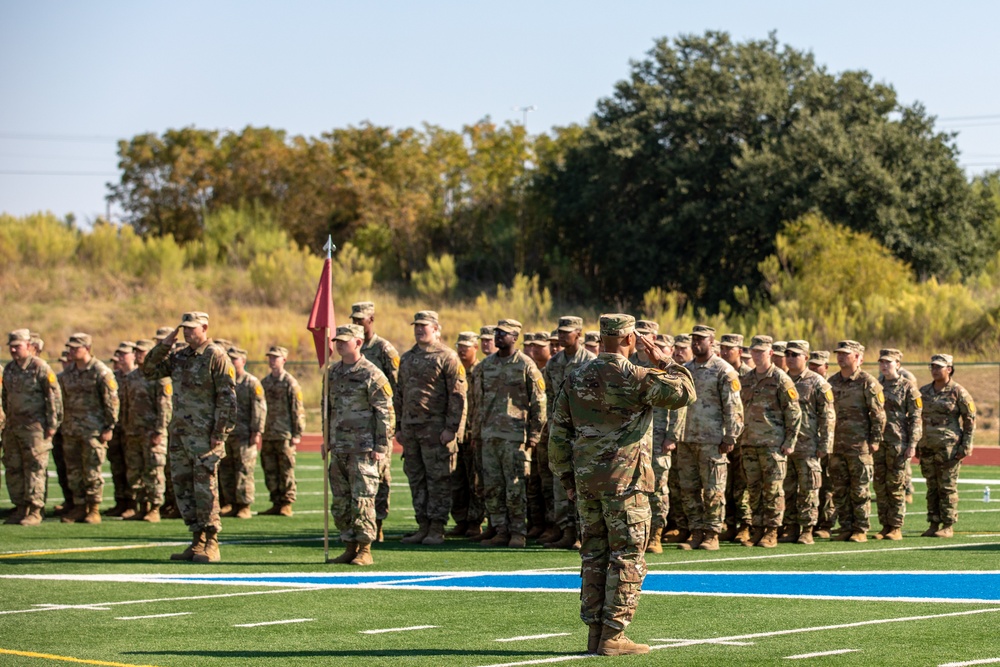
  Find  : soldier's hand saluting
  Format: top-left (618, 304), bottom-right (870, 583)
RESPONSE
top-left (638, 334), bottom-right (671, 367)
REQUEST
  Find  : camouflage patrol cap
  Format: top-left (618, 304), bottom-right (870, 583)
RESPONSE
top-left (599, 314), bottom-right (635, 337)
top-left (673, 334), bottom-right (692, 348)
top-left (772, 341), bottom-right (787, 357)
top-left (741, 346), bottom-right (752, 360)
top-left (213, 338), bottom-right (233, 350)
top-left (351, 301), bottom-right (376, 318)
top-left (636, 320), bottom-right (660, 335)
top-left (786, 340), bottom-right (811, 355)
top-left (333, 325), bottom-right (365, 342)
top-left (834, 340), bottom-right (865, 354)
top-left (135, 339), bottom-right (155, 352)
top-left (411, 310), bottom-right (439, 326)
top-left (58, 349), bottom-right (70, 363)
top-left (456, 331), bottom-right (479, 347)
top-left (930, 353), bottom-right (954, 367)
top-left (496, 319), bottom-right (523, 334)
top-left (750, 335), bottom-right (773, 351)
top-left (29, 331), bottom-right (44, 351)
top-left (266, 345), bottom-right (289, 358)
top-left (691, 324), bottom-right (716, 338)
top-left (479, 325), bottom-right (496, 339)
top-left (179, 311), bottom-right (209, 328)
top-left (879, 348), bottom-right (903, 363)
top-left (66, 333), bottom-right (92, 349)
top-left (153, 326), bottom-right (174, 341)
top-left (809, 350), bottom-right (831, 365)
top-left (524, 332), bottom-right (548, 346)
top-left (115, 341), bottom-right (136, 356)
top-left (719, 333), bottom-right (744, 348)
top-left (227, 346), bottom-right (248, 360)
top-left (584, 331), bottom-right (601, 344)
top-left (549, 330), bottom-right (559, 341)
top-left (557, 316), bottom-right (584, 332)
top-left (656, 333), bottom-right (675, 347)
top-left (8, 328), bottom-right (31, 344)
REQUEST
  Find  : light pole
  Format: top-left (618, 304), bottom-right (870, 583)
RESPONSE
top-left (512, 105), bottom-right (536, 133)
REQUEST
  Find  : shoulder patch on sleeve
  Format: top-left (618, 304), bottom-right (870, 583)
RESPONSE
top-left (731, 378), bottom-right (741, 393)
top-left (164, 384), bottom-right (173, 396)
top-left (457, 364), bottom-right (466, 380)
top-left (877, 391), bottom-right (885, 405)
top-left (824, 388), bottom-right (834, 403)
top-left (914, 396), bottom-right (922, 409)
top-left (108, 376), bottom-right (118, 391)
top-left (392, 355), bottom-right (400, 369)
top-left (227, 366), bottom-right (236, 380)
top-left (968, 399), bottom-right (976, 414)
top-left (296, 389), bottom-right (303, 402)
top-left (255, 383), bottom-right (263, 397)
top-left (381, 381), bottom-right (393, 398)
top-left (47, 371), bottom-right (57, 385)
top-left (787, 386), bottom-right (799, 401)
top-left (537, 377), bottom-right (546, 393)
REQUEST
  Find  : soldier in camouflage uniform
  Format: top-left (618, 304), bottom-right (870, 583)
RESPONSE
top-left (523, 332), bottom-right (552, 538)
top-left (449, 331), bottom-right (483, 537)
top-left (260, 346), bottom-right (306, 517)
top-left (807, 350), bottom-right (836, 537)
top-left (874, 349), bottom-right (922, 540)
top-left (663, 333), bottom-right (693, 542)
top-left (150, 326), bottom-right (181, 519)
top-left (548, 330), bottom-right (562, 358)
top-left (103, 343), bottom-right (132, 518)
top-left (740, 336), bottom-right (802, 548)
top-left (60, 333), bottom-right (120, 524)
top-left (220, 347), bottom-right (264, 519)
top-left (144, 312), bottom-right (236, 562)
top-left (540, 316), bottom-right (597, 549)
top-left (50, 348), bottom-right (73, 515)
top-left (325, 324), bottom-right (395, 566)
top-left (676, 325), bottom-right (743, 552)
top-left (472, 319), bottom-right (546, 548)
top-left (351, 301), bottom-right (400, 541)
top-left (395, 311), bottom-right (467, 546)
top-left (2, 329), bottom-right (62, 526)
top-left (879, 349), bottom-right (919, 505)
top-left (584, 331), bottom-right (600, 356)
top-left (828, 340), bottom-right (886, 542)
top-left (780, 340), bottom-right (835, 545)
top-left (771, 341), bottom-right (788, 373)
top-left (467, 325), bottom-right (497, 542)
top-left (917, 354), bottom-right (975, 538)
top-left (549, 315), bottom-right (696, 656)
top-left (646, 333), bottom-right (685, 553)
top-left (717, 334), bottom-right (752, 541)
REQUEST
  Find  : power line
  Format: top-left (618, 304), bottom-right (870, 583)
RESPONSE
top-left (0, 132), bottom-right (120, 143)
top-left (0, 170), bottom-right (117, 176)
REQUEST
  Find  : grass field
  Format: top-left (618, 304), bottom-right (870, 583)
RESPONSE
top-left (2, 455), bottom-right (999, 667)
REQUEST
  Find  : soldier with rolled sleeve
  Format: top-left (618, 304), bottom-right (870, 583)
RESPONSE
top-left (143, 312), bottom-right (236, 562)
top-left (326, 324), bottom-right (396, 566)
top-left (259, 346), bottom-right (305, 517)
top-left (396, 311), bottom-right (467, 546)
top-left (828, 340), bottom-right (886, 542)
top-left (220, 347), bottom-right (265, 519)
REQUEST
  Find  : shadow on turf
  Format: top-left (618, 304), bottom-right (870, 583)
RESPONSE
top-left (125, 649), bottom-right (570, 658)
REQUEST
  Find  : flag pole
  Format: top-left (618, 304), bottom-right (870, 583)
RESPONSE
top-left (322, 235), bottom-right (335, 563)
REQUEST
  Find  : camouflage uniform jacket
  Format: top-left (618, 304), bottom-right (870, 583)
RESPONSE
top-left (472, 350), bottom-right (546, 446)
top-left (543, 345), bottom-right (596, 423)
top-left (61, 358), bottom-right (119, 438)
top-left (120, 368), bottom-right (172, 439)
top-left (881, 375), bottom-right (922, 450)
top-left (740, 364), bottom-right (802, 451)
top-left (828, 369), bottom-right (886, 454)
top-left (733, 362), bottom-right (754, 381)
top-left (2, 356), bottom-right (62, 432)
top-left (682, 355), bottom-right (743, 446)
top-left (918, 380), bottom-right (975, 456)
top-left (361, 333), bottom-right (400, 395)
top-left (462, 360), bottom-right (480, 444)
top-left (326, 356), bottom-right (395, 455)
top-left (549, 355), bottom-right (696, 498)
top-left (231, 371), bottom-right (267, 441)
top-left (262, 370), bottom-right (306, 440)
top-left (394, 340), bottom-right (467, 436)
top-left (143, 339), bottom-right (237, 442)
top-left (789, 369), bottom-right (835, 457)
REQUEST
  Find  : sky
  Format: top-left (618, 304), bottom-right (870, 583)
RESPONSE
top-left (2, 1), bottom-right (999, 225)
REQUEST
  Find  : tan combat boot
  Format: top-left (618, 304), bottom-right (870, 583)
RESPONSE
top-left (756, 527), bottom-right (778, 548)
top-left (719, 523), bottom-right (737, 542)
top-left (61, 503), bottom-right (86, 524)
top-left (143, 505), bottom-right (161, 523)
top-left (813, 527), bottom-right (831, 539)
top-left (848, 531), bottom-right (868, 543)
top-left (119, 500), bottom-right (139, 520)
top-left (646, 526), bottom-right (664, 554)
top-left (171, 531), bottom-right (205, 561)
top-left (742, 526), bottom-right (764, 547)
top-left (329, 542), bottom-right (358, 564)
top-left (375, 519), bottom-right (385, 542)
top-left (934, 524), bottom-right (954, 538)
top-left (537, 523), bottom-right (561, 544)
top-left (833, 530), bottom-right (854, 541)
top-left (733, 523), bottom-right (752, 544)
top-left (105, 499), bottom-right (127, 517)
top-left (82, 503), bottom-right (102, 524)
top-left (219, 504), bottom-right (234, 517)
top-left (259, 504), bottom-right (282, 516)
top-left (587, 624), bottom-right (603, 654)
top-left (4, 506), bottom-right (25, 525)
top-left (698, 531), bottom-right (720, 551)
top-left (796, 526), bottom-right (814, 545)
top-left (677, 529), bottom-right (704, 551)
top-left (161, 504), bottom-right (182, 519)
top-left (778, 525), bottom-right (800, 543)
top-left (350, 543), bottom-right (373, 566)
top-left (545, 526), bottom-right (579, 550)
top-left (508, 533), bottom-right (527, 548)
top-left (464, 522), bottom-right (482, 538)
top-left (883, 527), bottom-right (903, 541)
top-left (125, 502), bottom-right (147, 521)
top-left (597, 626), bottom-right (650, 656)
top-left (445, 521), bottom-right (469, 537)
top-left (234, 505), bottom-right (253, 519)
top-left (19, 506), bottom-right (44, 526)
top-left (664, 528), bottom-right (690, 544)
top-left (525, 523), bottom-right (545, 539)
top-left (470, 524), bottom-right (496, 543)
top-left (422, 521), bottom-right (446, 545)
top-left (401, 522), bottom-right (430, 544)
top-left (483, 528), bottom-right (511, 547)
top-left (193, 530), bottom-right (221, 563)
top-left (278, 504), bottom-right (294, 517)
top-left (921, 522), bottom-right (940, 537)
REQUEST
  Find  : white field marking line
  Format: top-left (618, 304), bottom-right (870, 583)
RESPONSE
top-left (116, 612), bottom-right (193, 620)
top-left (360, 625), bottom-right (439, 634)
top-left (234, 618), bottom-right (314, 627)
top-left (940, 658), bottom-right (1000, 666)
top-left (0, 536), bottom-right (325, 558)
top-left (32, 604), bottom-right (112, 610)
top-left (495, 633), bottom-right (573, 642)
top-left (785, 649), bottom-right (859, 659)
top-left (652, 638), bottom-right (754, 646)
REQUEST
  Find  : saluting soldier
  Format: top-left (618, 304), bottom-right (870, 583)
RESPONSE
top-left (220, 347), bottom-right (265, 519)
top-left (260, 346), bottom-right (306, 517)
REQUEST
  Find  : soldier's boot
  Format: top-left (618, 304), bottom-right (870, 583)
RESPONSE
top-left (350, 543), bottom-right (374, 566)
top-left (873, 526), bottom-right (888, 540)
top-left (661, 527), bottom-right (681, 542)
top-left (105, 499), bottom-right (127, 517)
top-left (719, 523), bottom-right (737, 542)
top-left (921, 522), bottom-right (940, 537)
top-left (848, 530), bottom-right (868, 543)
top-left (778, 525), bottom-right (800, 543)
top-left (464, 522), bottom-right (483, 538)
top-left (526, 523), bottom-right (546, 539)
top-left (193, 530), bottom-right (221, 563)
top-left (664, 528), bottom-right (690, 545)
top-left (61, 504), bottom-right (86, 524)
top-left (233, 504), bottom-right (252, 519)
top-left (421, 521), bottom-right (446, 545)
top-left (507, 533), bottom-right (527, 548)
top-left (678, 529), bottom-right (704, 551)
top-left (742, 527), bottom-right (764, 548)
top-left (597, 626), bottom-right (650, 656)
top-left (833, 529), bottom-right (854, 541)
top-left (545, 525), bottom-right (579, 550)
top-left (587, 624), bottom-right (603, 654)
top-left (813, 528), bottom-right (831, 539)
top-left (119, 500), bottom-right (139, 520)
top-left (483, 528), bottom-right (511, 547)
top-left (470, 524), bottom-right (496, 543)
top-left (143, 505), bottom-right (161, 523)
top-left (53, 500), bottom-right (75, 516)
top-left (171, 531), bottom-right (205, 561)
top-left (934, 524), bottom-right (954, 538)
top-left (905, 493), bottom-right (914, 504)
top-left (4, 506), bottom-right (26, 525)
top-left (219, 504), bottom-right (234, 517)
top-left (125, 502), bottom-right (147, 521)
top-left (537, 524), bottom-right (561, 544)
top-left (883, 527), bottom-right (903, 541)
top-left (19, 506), bottom-right (44, 527)
top-left (161, 504), bottom-right (182, 520)
top-left (646, 526), bottom-right (664, 554)
top-left (733, 523), bottom-right (752, 544)
top-left (697, 531), bottom-right (720, 551)
top-left (82, 503), bottom-right (102, 524)
top-left (329, 542), bottom-right (358, 564)
top-left (259, 504), bottom-right (282, 516)
top-left (756, 527), bottom-right (778, 548)
top-left (401, 522), bottom-right (430, 544)
top-left (796, 526), bottom-right (815, 545)
top-left (278, 504), bottom-right (294, 517)
top-left (445, 521), bottom-right (469, 537)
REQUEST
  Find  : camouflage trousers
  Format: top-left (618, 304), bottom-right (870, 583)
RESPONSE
top-left (63, 434), bottom-right (108, 505)
top-left (51, 430), bottom-right (72, 505)
top-left (554, 471), bottom-right (578, 530)
top-left (107, 429), bottom-right (130, 502)
top-left (329, 451), bottom-right (379, 544)
top-left (261, 437), bottom-right (296, 506)
top-left (783, 454), bottom-right (822, 528)
top-left (725, 446), bottom-right (751, 527)
top-left (666, 449), bottom-right (685, 530)
top-left (376, 449), bottom-right (392, 521)
top-left (905, 459), bottom-right (915, 495)
top-left (874, 444), bottom-right (910, 529)
top-left (451, 439), bottom-right (484, 526)
top-left (578, 492), bottom-right (650, 630)
top-left (536, 430), bottom-right (555, 525)
top-left (220, 435), bottom-right (257, 507)
top-left (647, 449), bottom-right (671, 530)
top-left (818, 456), bottom-right (836, 531)
top-left (124, 433), bottom-right (167, 507)
top-left (742, 446), bottom-right (787, 527)
top-left (482, 438), bottom-right (531, 535)
top-left (169, 433), bottom-right (223, 533)
top-left (401, 426), bottom-right (457, 524)
top-left (677, 441), bottom-right (728, 533)
top-left (527, 451), bottom-right (546, 530)
top-left (2, 427), bottom-right (52, 508)
top-left (919, 445), bottom-right (963, 526)
top-left (829, 451), bottom-right (873, 533)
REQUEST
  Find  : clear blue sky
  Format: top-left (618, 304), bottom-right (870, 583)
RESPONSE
top-left (2, 1), bottom-right (999, 224)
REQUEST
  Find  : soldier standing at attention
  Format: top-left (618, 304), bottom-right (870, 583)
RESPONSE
top-left (663, 333), bottom-right (693, 543)
top-left (396, 311), bottom-right (467, 546)
top-left (548, 330), bottom-right (562, 358)
top-left (523, 332), bottom-right (550, 538)
top-left (717, 334), bottom-right (751, 541)
top-left (739, 336), bottom-right (802, 548)
top-left (151, 326), bottom-right (181, 520)
top-left (468, 325), bottom-right (496, 542)
top-left (807, 350), bottom-right (836, 537)
top-left (448, 331), bottom-right (482, 538)
top-left (144, 312), bottom-right (236, 562)
top-left (917, 354), bottom-right (975, 538)
top-left (105, 342), bottom-right (132, 518)
top-left (583, 331), bottom-right (600, 356)
top-left (879, 349), bottom-right (918, 504)
top-left (672, 334), bottom-right (693, 365)
top-left (549, 315), bottom-right (696, 656)
top-left (874, 349), bottom-right (922, 540)
top-left (259, 346), bottom-right (305, 517)
top-left (771, 342), bottom-right (788, 373)
top-left (326, 324), bottom-right (395, 566)
top-left (60, 333), bottom-right (120, 524)
top-left (220, 347), bottom-right (265, 519)
top-left (780, 340), bottom-right (835, 545)
top-left (351, 301), bottom-right (400, 542)
top-left (646, 333), bottom-right (684, 553)
top-left (473, 319), bottom-right (546, 548)
top-left (2, 329), bottom-right (62, 525)
top-left (828, 340), bottom-right (886, 542)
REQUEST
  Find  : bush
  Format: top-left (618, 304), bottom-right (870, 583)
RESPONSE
top-left (412, 253), bottom-right (458, 301)
top-left (0, 212), bottom-right (77, 271)
top-left (474, 273), bottom-right (552, 328)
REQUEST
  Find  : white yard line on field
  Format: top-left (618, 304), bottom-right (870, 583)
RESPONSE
top-left (940, 659), bottom-right (1000, 667)
top-left (784, 649), bottom-right (859, 659)
top-left (359, 625), bottom-right (439, 634)
top-left (234, 618), bottom-right (314, 627)
top-left (115, 612), bottom-right (192, 620)
top-left (495, 633), bottom-right (573, 642)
